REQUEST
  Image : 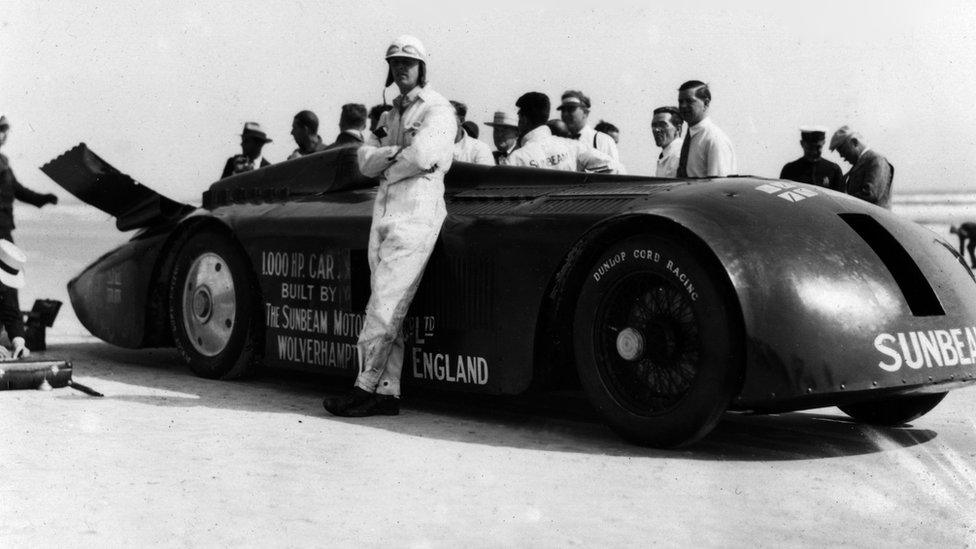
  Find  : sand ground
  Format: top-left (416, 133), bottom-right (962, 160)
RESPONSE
top-left (2, 340), bottom-right (976, 547)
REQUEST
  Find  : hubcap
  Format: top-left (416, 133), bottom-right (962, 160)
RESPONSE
top-left (181, 252), bottom-right (236, 357)
top-left (616, 327), bottom-right (645, 361)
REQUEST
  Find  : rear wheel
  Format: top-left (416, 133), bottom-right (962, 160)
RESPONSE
top-left (169, 230), bottom-right (259, 379)
top-left (839, 392), bottom-right (947, 426)
top-left (573, 232), bottom-right (743, 448)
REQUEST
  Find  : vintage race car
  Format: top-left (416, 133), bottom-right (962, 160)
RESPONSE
top-left (42, 144), bottom-right (976, 447)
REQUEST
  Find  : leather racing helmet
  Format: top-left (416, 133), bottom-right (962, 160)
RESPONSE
top-left (385, 35), bottom-right (428, 87)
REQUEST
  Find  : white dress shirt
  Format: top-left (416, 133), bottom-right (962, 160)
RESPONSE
top-left (684, 117), bottom-right (736, 177)
top-left (574, 125), bottom-right (625, 173)
top-left (655, 137), bottom-right (682, 178)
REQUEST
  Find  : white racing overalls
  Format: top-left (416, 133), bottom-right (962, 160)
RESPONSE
top-left (355, 85), bottom-right (455, 396)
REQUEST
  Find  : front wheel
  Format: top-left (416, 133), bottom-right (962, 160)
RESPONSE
top-left (839, 392), bottom-right (947, 426)
top-left (169, 230), bottom-right (260, 379)
top-left (573, 232), bottom-right (743, 448)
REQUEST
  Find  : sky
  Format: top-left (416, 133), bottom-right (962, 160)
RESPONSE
top-left (2, 1), bottom-right (975, 203)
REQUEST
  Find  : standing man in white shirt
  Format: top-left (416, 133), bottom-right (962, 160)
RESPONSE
top-left (450, 100), bottom-right (493, 165)
top-left (651, 106), bottom-right (683, 178)
top-left (557, 90), bottom-right (622, 168)
top-left (676, 80), bottom-right (737, 177)
top-left (503, 92), bottom-right (616, 173)
top-left (323, 34), bottom-right (456, 417)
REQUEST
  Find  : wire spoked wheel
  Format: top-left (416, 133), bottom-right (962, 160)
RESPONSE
top-left (574, 231), bottom-right (743, 448)
top-left (594, 272), bottom-right (700, 416)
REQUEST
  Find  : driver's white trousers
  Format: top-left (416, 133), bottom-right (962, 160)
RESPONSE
top-left (354, 181), bottom-right (446, 396)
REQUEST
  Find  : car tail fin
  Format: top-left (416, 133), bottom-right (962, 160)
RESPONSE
top-left (40, 143), bottom-right (194, 231)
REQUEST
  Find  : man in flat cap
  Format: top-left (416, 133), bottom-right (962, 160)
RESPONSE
top-left (503, 92), bottom-right (616, 173)
top-left (484, 111), bottom-right (520, 164)
top-left (558, 90), bottom-right (622, 169)
top-left (676, 80), bottom-right (736, 178)
top-left (221, 122), bottom-right (272, 179)
top-left (780, 127), bottom-right (844, 191)
top-left (287, 110), bottom-right (329, 160)
top-left (829, 125), bottom-right (894, 208)
top-left (0, 116), bottom-right (58, 243)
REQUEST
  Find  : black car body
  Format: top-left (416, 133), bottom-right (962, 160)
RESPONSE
top-left (42, 144), bottom-right (976, 446)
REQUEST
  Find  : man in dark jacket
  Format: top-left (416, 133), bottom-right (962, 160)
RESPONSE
top-left (0, 116), bottom-right (58, 241)
top-left (325, 103), bottom-right (367, 150)
top-left (830, 125), bottom-right (894, 208)
top-left (780, 127), bottom-right (844, 191)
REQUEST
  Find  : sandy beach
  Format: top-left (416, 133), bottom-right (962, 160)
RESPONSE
top-left (2, 341), bottom-right (975, 546)
top-left (2, 194), bottom-right (976, 546)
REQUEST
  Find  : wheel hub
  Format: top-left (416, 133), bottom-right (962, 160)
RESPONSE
top-left (181, 252), bottom-right (236, 357)
top-left (616, 327), bottom-right (645, 361)
top-left (192, 287), bottom-right (213, 321)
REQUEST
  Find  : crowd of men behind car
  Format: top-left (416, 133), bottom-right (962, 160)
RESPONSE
top-left (220, 80), bottom-right (894, 209)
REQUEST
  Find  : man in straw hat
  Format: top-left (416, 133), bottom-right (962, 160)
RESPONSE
top-left (220, 121), bottom-right (272, 179)
top-left (0, 239), bottom-right (30, 359)
top-left (323, 35), bottom-right (455, 417)
top-left (829, 125), bottom-right (894, 208)
top-left (0, 115), bottom-right (58, 242)
top-left (484, 111), bottom-right (519, 164)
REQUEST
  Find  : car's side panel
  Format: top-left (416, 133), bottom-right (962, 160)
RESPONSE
top-left (216, 188), bottom-right (608, 394)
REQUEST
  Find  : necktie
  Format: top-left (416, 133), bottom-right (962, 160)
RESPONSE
top-left (676, 132), bottom-right (692, 177)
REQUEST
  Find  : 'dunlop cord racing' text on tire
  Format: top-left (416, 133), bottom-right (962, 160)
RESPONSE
top-left (573, 232), bottom-right (744, 448)
top-left (169, 230), bottom-right (261, 379)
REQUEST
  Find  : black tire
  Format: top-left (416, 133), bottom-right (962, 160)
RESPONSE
top-left (573, 232), bottom-right (743, 448)
top-left (838, 392), bottom-right (947, 426)
top-left (169, 230), bottom-right (260, 379)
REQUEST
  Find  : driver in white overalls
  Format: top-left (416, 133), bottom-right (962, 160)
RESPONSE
top-left (323, 35), bottom-right (455, 417)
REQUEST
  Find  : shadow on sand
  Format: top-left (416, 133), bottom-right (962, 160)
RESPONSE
top-left (48, 341), bottom-right (937, 462)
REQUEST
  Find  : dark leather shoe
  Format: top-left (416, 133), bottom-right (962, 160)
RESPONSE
top-left (343, 393), bottom-right (400, 417)
top-left (323, 387), bottom-right (374, 416)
